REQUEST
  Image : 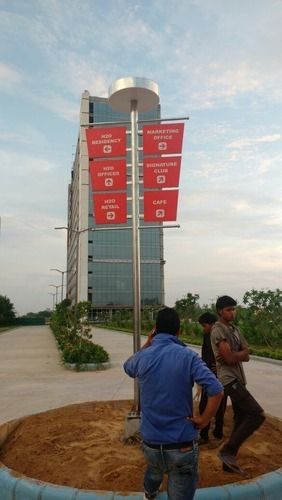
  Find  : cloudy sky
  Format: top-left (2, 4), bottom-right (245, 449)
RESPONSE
top-left (0, 0), bottom-right (281, 315)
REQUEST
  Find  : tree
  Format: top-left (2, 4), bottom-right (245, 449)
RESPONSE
top-left (242, 289), bottom-right (282, 347)
top-left (174, 293), bottom-right (201, 320)
top-left (0, 295), bottom-right (16, 325)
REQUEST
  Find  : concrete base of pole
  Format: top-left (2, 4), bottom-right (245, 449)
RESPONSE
top-left (124, 411), bottom-right (141, 440)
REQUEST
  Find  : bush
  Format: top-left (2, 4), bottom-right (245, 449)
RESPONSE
top-left (50, 300), bottom-right (109, 368)
top-left (62, 340), bottom-right (109, 364)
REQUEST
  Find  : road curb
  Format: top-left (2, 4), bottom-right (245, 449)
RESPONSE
top-left (0, 465), bottom-right (282, 499)
top-left (64, 361), bottom-right (112, 371)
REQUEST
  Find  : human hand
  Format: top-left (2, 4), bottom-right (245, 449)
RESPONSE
top-left (142, 327), bottom-right (156, 349)
top-left (188, 414), bottom-right (209, 430)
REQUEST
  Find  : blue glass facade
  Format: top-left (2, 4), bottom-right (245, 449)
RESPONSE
top-left (87, 97), bottom-right (164, 308)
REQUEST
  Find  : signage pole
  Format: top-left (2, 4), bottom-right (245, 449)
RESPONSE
top-left (131, 99), bottom-right (141, 409)
top-left (107, 77), bottom-right (160, 434)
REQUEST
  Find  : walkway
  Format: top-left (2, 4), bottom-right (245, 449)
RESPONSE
top-left (0, 326), bottom-right (281, 424)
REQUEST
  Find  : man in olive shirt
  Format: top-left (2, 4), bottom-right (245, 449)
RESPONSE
top-left (211, 295), bottom-right (265, 474)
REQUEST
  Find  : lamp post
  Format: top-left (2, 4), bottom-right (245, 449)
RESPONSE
top-left (50, 268), bottom-right (67, 302)
top-left (54, 226), bottom-right (94, 304)
top-left (48, 292), bottom-right (56, 311)
top-left (48, 284), bottom-right (62, 306)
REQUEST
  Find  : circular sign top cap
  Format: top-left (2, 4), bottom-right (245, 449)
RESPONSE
top-left (108, 76), bottom-right (159, 113)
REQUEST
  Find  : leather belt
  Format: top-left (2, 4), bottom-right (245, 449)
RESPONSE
top-left (143, 440), bottom-right (194, 450)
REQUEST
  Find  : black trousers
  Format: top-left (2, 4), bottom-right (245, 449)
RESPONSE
top-left (221, 379), bottom-right (265, 456)
top-left (199, 390), bottom-right (226, 440)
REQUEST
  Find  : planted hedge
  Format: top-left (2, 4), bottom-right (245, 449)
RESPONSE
top-left (50, 300), bottom-right (109, 367)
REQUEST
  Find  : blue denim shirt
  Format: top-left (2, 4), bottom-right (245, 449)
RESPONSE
top-left (124, 333), bottom-right (223, 444)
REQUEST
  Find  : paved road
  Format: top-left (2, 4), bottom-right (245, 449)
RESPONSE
top-left (0, 326), bottom-right (281, 424)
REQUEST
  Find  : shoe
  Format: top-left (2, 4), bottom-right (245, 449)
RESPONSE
top-left (208, 437), bottom-right (224, 449)
top-left (218, 450), bottom-right (246, 475)
top-left (222, 462), bottom-right (247, 475)
top-left (197, 437), bottom-right (209, 446)
top-left (143, 490), bottom-right (158, 499)
top-left (223, 462), bottom-right (237, 472)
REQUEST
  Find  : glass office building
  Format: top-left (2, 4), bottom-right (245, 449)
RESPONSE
top-left (67, 91), bottom-right (165, 312)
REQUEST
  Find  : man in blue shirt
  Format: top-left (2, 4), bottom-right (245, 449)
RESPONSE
top-left (124, 307), bottom-right (223, 500)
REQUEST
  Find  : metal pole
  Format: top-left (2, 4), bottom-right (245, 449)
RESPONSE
top-left (82, 116), bottom-right (189, 127)
top-left (61, 272), bottom-right (64, 302)
top-left (131, 99), bottom-right (141, 409)
top-left (49, 293), bottom-right (55, 311)
top-left (76, 232), bottom-right (79, 304)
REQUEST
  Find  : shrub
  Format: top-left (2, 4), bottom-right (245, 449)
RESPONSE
top-left (50, 301), bottom-right (109, 368)
top-left (62, 340), bottom-right (109, 364)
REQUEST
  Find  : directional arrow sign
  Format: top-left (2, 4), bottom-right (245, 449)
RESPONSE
top-left (93, 193), bottom-right (127, 224)
top-left (86, 126), bottom-right (126, 158)
top-left (143, 156), bottom-right (181, 188)
top-left (89, 159), bottom-right (127, 191)
top-left (143, 190), bottom-right (179, 222)
top-left (143, 123), bottom-right (184, 155)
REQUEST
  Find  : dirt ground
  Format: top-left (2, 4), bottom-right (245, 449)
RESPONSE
top-left (0, 400), bottom-right (281, 492)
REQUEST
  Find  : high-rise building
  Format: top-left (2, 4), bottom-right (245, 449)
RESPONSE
top-left (67, 90), bottom-right (165, 315)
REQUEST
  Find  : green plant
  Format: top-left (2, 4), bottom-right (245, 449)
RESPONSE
top-left (50, 300), bottom-right (109, 367)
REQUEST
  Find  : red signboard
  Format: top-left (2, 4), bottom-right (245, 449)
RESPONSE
top-left (143, 123), bottom-right (184, 155)
top-left (93, 193), bottom-right (127, 224)
top-left (86, 126), bottom-right (126, 158)
top-left (143, 156), bottom-right (181, 188)
top-left (89, 159), bottom-right (127, 191)
top-left (143, 190), bottom-right (179, 222)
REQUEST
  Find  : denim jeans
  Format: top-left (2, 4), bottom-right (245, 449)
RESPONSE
top-left (142, 441), bottom-right (199, 500)
top-left (222, 379), bottom-right (265, 456)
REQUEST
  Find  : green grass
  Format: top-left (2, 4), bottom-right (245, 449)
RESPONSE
top-left (100, 326), bottom-right (282, 361)
top-left (181, 333), bottom-right (282, 360)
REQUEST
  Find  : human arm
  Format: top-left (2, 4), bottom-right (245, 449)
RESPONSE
top-left (190, 392), bottom-right (223, 429)
top-left (123, 328), bottom-right (155, 377)
top-left (217, 339), bottom-right (249, 365)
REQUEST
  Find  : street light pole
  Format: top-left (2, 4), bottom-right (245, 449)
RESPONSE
top-left (49, 284), bottom-right (62, 306)
top-left (50, 268), bottom-right (67, 302)
top-left (54, 226), bottom-right (93, 304)
top-left (48, 292), bottom-right (56, 311)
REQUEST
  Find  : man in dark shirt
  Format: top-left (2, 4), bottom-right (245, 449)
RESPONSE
top-left (197, 312), bottom-right (226, 448)
top-left (124, 307), bottom-right (223, 500)
top-left (211, 295), bottom-right (265, 474)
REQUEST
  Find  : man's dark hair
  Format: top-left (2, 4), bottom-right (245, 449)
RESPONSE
top-left (198, 312), bottom-right (217, 325)
top-left (216, 295), bottom-right (237, 312)
top-left (155, 307), bottom-right (180, 336)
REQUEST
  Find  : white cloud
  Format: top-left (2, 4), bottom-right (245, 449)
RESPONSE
top-left (231, 200), bottom-right (251, 212)
top-left (0, 62), bottom-right (22, 88)
top-left (0, 150), bottom-right (56, 176)
top-left (31, 90), bottom-right (79, 122)
top-left (1, 0), bottom-right (282, 313)
top-left (228, 134), bottom-right (282, 149)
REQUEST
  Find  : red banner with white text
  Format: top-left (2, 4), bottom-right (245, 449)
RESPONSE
top-left (93, 193), bottom-right (127, 224)
top-left (86, 126), bottom-right (126, 158)
top-left (143, 156), bottom-right (181, 188)
top-left (143, 123), bottom-right (184, 155)
top-left (89, 159), bottom-right (127, 191)
top-left (143, 190), bottom-right (179, 222)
